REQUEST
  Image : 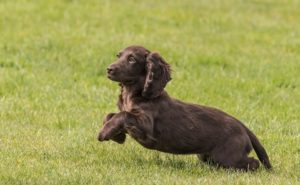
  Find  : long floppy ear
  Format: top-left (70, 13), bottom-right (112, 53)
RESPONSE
top-left (142, 52), bottom-right (171, 99)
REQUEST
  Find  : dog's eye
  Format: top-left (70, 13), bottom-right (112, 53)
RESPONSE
top-left (128, 57), bottom-right (136, 64)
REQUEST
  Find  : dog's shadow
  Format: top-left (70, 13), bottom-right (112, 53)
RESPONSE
top-left (128, 151), bottom-right (210, 172)
top-left (126, 150), bottom-right (263, 174)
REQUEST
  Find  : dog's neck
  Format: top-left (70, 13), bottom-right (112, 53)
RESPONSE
top-left (120, 84), bottom-right (141, 100)
top-left (118, 83), bottom-right (143, 112)
top-left (118, 76), bottom-right (169, 105)
top-left (119, 77), bottom-right (145, 99)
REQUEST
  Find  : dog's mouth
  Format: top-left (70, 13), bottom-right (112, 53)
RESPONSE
top-left (107, 73), bottom-right (115, 79)
top-left (107, 73), bottom-right (120, 82)
top-left (107, 74), bottom-right (136, 85)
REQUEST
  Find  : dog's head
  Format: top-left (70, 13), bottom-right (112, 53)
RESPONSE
top-left (107, 45), bottom-right (171, 99)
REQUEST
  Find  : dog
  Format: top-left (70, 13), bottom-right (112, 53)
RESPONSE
top-left (97, 45), bottom-right (272, 171)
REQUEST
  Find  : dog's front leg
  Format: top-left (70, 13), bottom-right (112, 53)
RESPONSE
top-left (98, 113), bottom-right (126, 144)
top-left (103, 113), bottom-right (116, 124)
top-left (124, 113), bottom-right (157, 149)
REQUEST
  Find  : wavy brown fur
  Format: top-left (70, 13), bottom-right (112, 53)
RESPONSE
top-left (98, 45), bottom-right (272, 171)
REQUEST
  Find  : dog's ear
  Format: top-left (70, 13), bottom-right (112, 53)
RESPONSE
top-left (142, 52), bottom-right (171, 99)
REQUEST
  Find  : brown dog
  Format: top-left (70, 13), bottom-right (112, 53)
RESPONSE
top-left (98, 45), bottom-right (272, 171)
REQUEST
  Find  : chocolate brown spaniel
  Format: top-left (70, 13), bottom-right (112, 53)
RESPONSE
top-left (97, 45), bottom-right (272, 171)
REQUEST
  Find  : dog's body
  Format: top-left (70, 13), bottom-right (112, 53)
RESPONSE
top-left (98, 45), bottom-right (272, 171)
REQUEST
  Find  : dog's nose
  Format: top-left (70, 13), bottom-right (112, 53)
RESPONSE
top-left (107, 67), bottom-right (113, 74)
top-left (107, 67), bottom-right (117, 75)
top-left (107, 64), bottom-right (117, 74)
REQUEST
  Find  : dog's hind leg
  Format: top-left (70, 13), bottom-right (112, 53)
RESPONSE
top-left (211, 137), bottom-right (260, 171)
top-left (197, 154), bottom-right (218, 166)
top-left (197, 154), bottom-right (209, 162)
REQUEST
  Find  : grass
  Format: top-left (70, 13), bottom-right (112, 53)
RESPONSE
top-left (0, 0), bottom-right (299, 184)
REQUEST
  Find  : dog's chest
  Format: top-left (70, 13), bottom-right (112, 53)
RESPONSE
top-left (121, 91), bottom-right (141, 113)
top-left (122, 95), bottom-right (134, 112)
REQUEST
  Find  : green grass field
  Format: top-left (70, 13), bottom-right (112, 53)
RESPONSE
top-left (1, 0), bottom-right (299, 184)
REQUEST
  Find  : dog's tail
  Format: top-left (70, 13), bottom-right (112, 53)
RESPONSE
top-left (245, 127), bottom-right (272, 170)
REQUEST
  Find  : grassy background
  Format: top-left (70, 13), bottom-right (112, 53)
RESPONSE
top-left (0, 0), bottom-right (299, 184)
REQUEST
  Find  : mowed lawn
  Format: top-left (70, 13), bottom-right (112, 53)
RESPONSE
top-left (0, 0), bottom-right (299, 184)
